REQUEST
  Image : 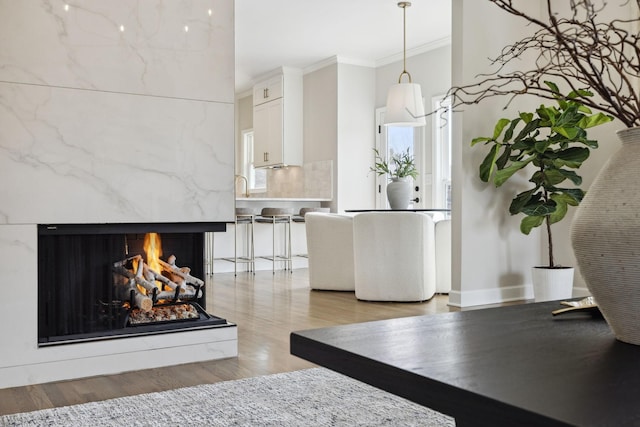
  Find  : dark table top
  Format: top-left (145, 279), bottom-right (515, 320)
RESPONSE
top-left (290, 301), bottom-right (640, 427)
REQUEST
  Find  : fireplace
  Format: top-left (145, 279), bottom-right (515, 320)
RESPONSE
top-left (37, 222), bottom-right (228, 346)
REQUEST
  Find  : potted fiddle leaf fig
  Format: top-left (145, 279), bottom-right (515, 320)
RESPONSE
top-left (471, 82), bottom-right (612, 301)
top-left (371, 148), bottom-right (418, 209)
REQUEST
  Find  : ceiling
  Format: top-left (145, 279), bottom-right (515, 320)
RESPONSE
top-left (234, 0), bottom-right (452, 93)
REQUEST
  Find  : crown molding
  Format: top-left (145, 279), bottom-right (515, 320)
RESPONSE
top-left (303, 55), bottom-right (376, 75)
top-left (375, 36), bottom-right (452, 68)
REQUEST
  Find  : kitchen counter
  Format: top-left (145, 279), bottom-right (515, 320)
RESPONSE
top-left (235, 198), bottom-right (331, 214)
top-left (235, 197), bottom-right (331, 202)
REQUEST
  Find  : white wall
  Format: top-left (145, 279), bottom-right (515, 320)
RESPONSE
top-left (304, 64), bottom-right (340, 210)
top-left (375, 45), bottom-right (451, 108)
top-left (449, 0), bottom-right (542, 306)
top-left (0, 0), bottom-right (237, 388)
top-left (336, 63), bottom-right (376, 211)
top-left (449, 0), bottom-right (625, 306)
top-left (303, 61), bottom-right (376, 212)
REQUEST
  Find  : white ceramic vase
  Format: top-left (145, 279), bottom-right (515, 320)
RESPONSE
top-left (571, 126), bottom-right (640, 344)
top-left (387, 178), bottom-right (411, 210)
top-left (531, 267), bottom-right (574, 302)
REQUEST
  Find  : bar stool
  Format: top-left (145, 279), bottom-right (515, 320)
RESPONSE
top-left (292, 207), bottom-right (330, 223)
top-left (223, 207), bottom-right (255, 275)
top-left (292, 207), bottom-right (330, 258)
top-left (255, 207), bottom-right (293, 273)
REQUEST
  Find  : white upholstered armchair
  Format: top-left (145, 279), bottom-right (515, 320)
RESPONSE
top-left (353, 212), bottom-right (437, 302)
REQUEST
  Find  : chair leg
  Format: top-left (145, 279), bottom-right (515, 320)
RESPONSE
top-left (233, 217), bottom-right (238, 276)
top-left (272, 216), bottom-right (276, 274)
top-left (204, 231), bottom-right (214, 276)
top-left (250, 218), bottom-right (255, 274)
top-left (282, 220), bottom-right (288, 271)
top-left (229, 216), bottom-right (255, 276)
top-left (287, 219), bottom-right (292, 272)
top-left (256, 214), bottom-right (293, 273)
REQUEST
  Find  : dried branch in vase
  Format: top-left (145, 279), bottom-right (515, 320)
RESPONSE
top-left (442, 0), bottom-right (640, 127)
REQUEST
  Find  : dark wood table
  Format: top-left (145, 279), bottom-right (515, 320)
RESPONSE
top-left (290, 302), bottom-right (640, 427)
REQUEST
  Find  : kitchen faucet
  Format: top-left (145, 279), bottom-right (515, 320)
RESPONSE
top-left (235, 174), bottom-right (249, 197)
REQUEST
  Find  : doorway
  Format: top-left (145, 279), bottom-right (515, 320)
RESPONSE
top-left (375, 109), bottom-right (425, 209)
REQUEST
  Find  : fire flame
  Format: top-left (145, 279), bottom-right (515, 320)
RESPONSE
top-left (144, 233), bottom-right (163, 288)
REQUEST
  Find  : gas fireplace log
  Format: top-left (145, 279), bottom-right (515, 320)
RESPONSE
top-left (113, 255), bottom-right (143, 269)
top-left (113, 265), bottom-right (135, 280)
top-left (119, 278), bottom-right (153, 312)
top-left (131, 258), bottom-right (159, 294)
top-left (167, 273), bottom-right (187, 290)
top-left (143, 264), bottom-right (181, 291)
top-left (113, 257), bottom-right (158, 292)
top-left (158, 257), bottom-right (205, 287)
top-left (134, 275), bottom-right (159, 295)
top-left (130, 287), bottom-right (153, 312)
top-left (113, 255), bottom-right (202, 303)
top-left (166, 273), bottom-right (202, 299)
top-left (113, 256), bottom-right (143, 281)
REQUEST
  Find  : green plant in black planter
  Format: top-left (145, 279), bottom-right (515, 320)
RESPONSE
top-left (471, 82), bottom-right (612, 267)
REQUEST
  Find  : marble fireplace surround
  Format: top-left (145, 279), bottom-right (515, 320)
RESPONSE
top-left (0, 1), bottom-right (237, 388)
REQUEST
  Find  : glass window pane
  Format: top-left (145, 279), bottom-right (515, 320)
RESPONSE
top-left (387, 127), bottom-right (414, 160)
top-left (242, 130), bottom-right (266, 191)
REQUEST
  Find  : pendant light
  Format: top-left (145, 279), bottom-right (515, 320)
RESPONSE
top-left (384, 1), bottom-right (426, 127)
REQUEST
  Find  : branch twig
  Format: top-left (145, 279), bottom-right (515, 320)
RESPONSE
top-left (439, 0), bottom-right (640, 127)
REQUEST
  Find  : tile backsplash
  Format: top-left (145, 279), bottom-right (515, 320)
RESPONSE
top-left (250, 160), bottom-right (333, 199)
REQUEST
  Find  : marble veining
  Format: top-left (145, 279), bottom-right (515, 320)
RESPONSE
top-left (0, 82), bottom-right (234, 224)
top-left (0, 0), bottom-right (233, 102)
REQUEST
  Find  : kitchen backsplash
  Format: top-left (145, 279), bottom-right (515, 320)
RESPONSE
top-left (250, 160), bottom-right (333, 199)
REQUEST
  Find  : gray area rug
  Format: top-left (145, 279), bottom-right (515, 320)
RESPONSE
top-left (0, 368), bottom-right (455, 426)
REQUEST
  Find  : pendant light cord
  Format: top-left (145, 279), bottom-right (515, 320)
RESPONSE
top-left (398, 1), bottom-right (412, 84)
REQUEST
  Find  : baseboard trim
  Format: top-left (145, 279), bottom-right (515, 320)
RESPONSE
top-left (448, 285), bottom-right (533, 308)
top-left (449, 285), bottom-right (590, 308)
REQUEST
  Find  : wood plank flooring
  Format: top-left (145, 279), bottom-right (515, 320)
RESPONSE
top-left (0, 269), bottom-right (458, 416)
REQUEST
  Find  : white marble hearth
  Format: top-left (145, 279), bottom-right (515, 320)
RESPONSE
top-left (0, 0), bottom-right (237, 388)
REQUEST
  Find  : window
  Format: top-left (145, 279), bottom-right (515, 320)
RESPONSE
top-left (387, 127), bottom-right (415, 163)
top-left (432, 96), bottom-right (452, 210)
top-left (241, 130), bottom-right (266, 191)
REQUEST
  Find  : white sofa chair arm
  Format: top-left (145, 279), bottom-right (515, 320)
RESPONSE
top-left (305, 213), bottom-right (355, 291)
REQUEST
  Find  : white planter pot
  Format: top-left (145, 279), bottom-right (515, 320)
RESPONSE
top-left (386, 178), bottom-right (411, 210)
top-left (532, 267), bottom-right (574, 302)
top-left (571, 126), bottom-right (640, 344)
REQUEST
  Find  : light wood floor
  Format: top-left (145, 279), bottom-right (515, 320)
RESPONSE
top-left (0, 269), bottom-right (459, 416)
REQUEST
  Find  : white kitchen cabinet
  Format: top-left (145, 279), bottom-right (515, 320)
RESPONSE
top-left (252, 75), bottom-right (283, 106)
top-left (253, 99), bottom-right (283, 165)
top-left (252, 67), bottom-right (303, 168)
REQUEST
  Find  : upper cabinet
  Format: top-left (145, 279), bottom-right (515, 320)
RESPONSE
top-left (252, 75), bottom-right (283, 106)
top-left (252, 67), bottom-right (303, 168)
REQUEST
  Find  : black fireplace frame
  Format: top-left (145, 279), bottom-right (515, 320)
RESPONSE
top-left (37, 222), bottom-right (228, 347)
